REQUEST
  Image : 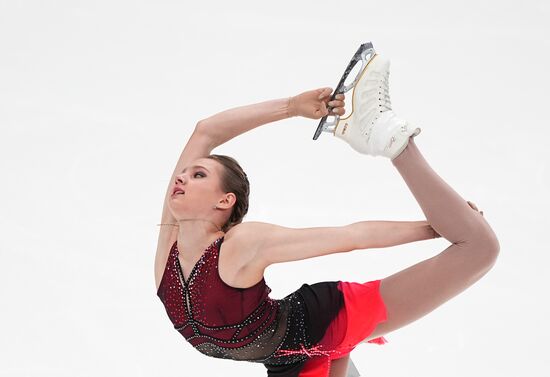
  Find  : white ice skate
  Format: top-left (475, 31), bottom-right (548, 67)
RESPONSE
top-left (313, 42), bottom-right (421, 160)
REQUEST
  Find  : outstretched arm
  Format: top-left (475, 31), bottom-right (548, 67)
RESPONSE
top-left (239, 220), bottom-right (440, 269)
top-left (351, 220), bottom-right (440, 249)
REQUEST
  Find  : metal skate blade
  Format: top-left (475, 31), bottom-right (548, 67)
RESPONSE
top-left (313, 42), bottom-right (376, 140)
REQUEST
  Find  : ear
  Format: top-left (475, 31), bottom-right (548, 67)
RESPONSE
top-left (217, 192), bottom-right (237, 210)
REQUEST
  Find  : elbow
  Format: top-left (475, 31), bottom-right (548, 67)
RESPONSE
top-left (350, 221), bottom-right (397, 250)
top-left (195, 121), bottom-right (209, 136)
top-left (195, 121), bottom-right (219, 149)
top-left (348, 222), bottom-right (373, 250)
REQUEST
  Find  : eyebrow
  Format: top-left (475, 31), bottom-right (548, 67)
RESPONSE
top-left (181, 165), bottom-right (210, 174)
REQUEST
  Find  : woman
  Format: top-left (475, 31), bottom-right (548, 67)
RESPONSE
top-left (155, 54), bottom-right (499, 377)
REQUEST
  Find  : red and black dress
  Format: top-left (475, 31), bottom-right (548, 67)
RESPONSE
top-left (157, 236), bottom-right (388, 377)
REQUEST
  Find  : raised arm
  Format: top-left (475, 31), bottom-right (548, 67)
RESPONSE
top-left (161, 97), bottom-right (287, 216)
top-left (157, 88), bottom-right (344, 229)
top-left (157, 97), bottom-right (294, 227)
top-left (158, 124), bottom-right (215, 224)
top-left (198, 88), bottom-right (346, 148)
top-left (199, 98), bottom-right (293, 147)
top-left (155, 88), bottom-right (347, 286)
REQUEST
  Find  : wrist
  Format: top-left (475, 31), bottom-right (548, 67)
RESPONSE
top-left (287, 96), bottom-right (298, 118)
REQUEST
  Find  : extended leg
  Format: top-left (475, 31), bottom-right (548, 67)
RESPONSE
top-left (365, 138), bottom-right (500, 340)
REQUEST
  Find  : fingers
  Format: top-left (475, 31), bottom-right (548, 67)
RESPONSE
top-left (467, 200), bottom-right (484, 216)
top-left (320, 99), bottom-right (328, 115)
top-left (318, 87), bottom-right (346, 115)
top-left (329, 99), bottom-right (345, 108)
top-left (329, 94), bottom-right (345, 102)
top-left (318, 87), bottom-right (332, 99)
top-left (329, 94), bottom-right (345, 115)
top-left (329, 98), bottom-right (345, 107)
top-left (318, 88), bottom-right (345, 102)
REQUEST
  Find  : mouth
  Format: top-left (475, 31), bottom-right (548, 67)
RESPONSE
top-left (172, 187), bottom-right (185, 196)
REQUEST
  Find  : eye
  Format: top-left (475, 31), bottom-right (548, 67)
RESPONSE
top-left (194, 172), bottom-right (205, 178)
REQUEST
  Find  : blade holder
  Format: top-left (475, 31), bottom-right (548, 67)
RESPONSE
top-left (313, 42), bottom-right (376, 140)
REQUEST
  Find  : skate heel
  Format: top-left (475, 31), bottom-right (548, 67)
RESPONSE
top-left (377, 112), bottom-right (422, 160)
top-left (334, 109), bottom-right (421, 159)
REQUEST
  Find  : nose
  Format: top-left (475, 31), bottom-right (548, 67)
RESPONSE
top-left (175, 174), bottom-right (186, 184)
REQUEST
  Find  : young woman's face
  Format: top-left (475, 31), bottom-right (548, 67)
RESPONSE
top-left (169, 158), bottom-right (230, 220)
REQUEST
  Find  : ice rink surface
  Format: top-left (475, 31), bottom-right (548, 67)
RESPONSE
top-left (1, 0), bottom-right (548, 376)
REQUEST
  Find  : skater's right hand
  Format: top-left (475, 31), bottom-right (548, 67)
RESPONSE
top-left (288, 87), bottom-right (346, 119)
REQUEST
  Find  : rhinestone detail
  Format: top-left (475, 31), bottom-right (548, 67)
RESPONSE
top-left (157, 237), bottom-right (314, 365)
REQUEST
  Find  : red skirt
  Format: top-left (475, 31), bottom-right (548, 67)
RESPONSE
top-left (298, 279), bottom-right (388, 377)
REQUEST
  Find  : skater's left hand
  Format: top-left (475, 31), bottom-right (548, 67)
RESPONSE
top-left (288, 87), bottom-right (346, 119)
top-left (467, 200), bottom-right (484, 216)
top-left (429, 225), bottom-right (442, 239)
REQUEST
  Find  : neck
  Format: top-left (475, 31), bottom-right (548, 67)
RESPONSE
top-left (176, 219), bottom-right (225, 254)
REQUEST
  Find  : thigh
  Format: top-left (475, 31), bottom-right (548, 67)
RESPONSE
top-left (365, 239), bottom-right (498, 341)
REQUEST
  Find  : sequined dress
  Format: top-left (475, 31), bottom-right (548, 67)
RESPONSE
top-left (156, 236), bottom-right (386, 376)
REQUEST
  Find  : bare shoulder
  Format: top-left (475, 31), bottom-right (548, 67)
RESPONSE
top-left (223, 221), bottom-right (268, 259)
top-left (225, 221), bottom-right (277, 256)
top-left (227, 221), bottom-right (272, 239)
top-left (232, 221), bottom-right (358, 266)
top-left (222, 221), bottom-right (275, 269)
top-left (225, 221), bottom-right (358, 265)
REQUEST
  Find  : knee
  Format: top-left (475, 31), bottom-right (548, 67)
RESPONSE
top-left (471, 220), bottom-right (500, 269)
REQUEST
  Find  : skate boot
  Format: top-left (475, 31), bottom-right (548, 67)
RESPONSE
top-left (313, 43), bottom-right (420, 160)
top-left (334, 55), bottom-right (421, 159)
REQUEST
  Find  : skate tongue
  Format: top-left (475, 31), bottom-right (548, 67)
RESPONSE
top-left (379, 110), bottom-right (400, 125)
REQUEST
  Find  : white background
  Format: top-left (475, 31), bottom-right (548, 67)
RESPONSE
top-left (1, 0), bottom-right (549, 376)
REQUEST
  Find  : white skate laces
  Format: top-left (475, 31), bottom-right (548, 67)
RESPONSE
top-left (334, 55), bottom-right (421, 160)
top-left (375, 69), bottom-right (392, 113)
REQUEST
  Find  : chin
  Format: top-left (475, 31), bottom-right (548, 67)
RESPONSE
top-left (167, 202), bottom-right (185, 217)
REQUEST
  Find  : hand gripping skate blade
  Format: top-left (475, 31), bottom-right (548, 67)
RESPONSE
top-left (313, 42), bottom-right (377, 141)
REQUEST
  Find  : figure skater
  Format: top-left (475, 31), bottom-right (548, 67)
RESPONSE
top-left (155, 53), bottom-right (499, 377)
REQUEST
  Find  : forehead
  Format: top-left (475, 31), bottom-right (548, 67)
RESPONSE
top-left (194, 157), bottom-right (217, 169)
top-left (183, 158), bottom-right (218, 173)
